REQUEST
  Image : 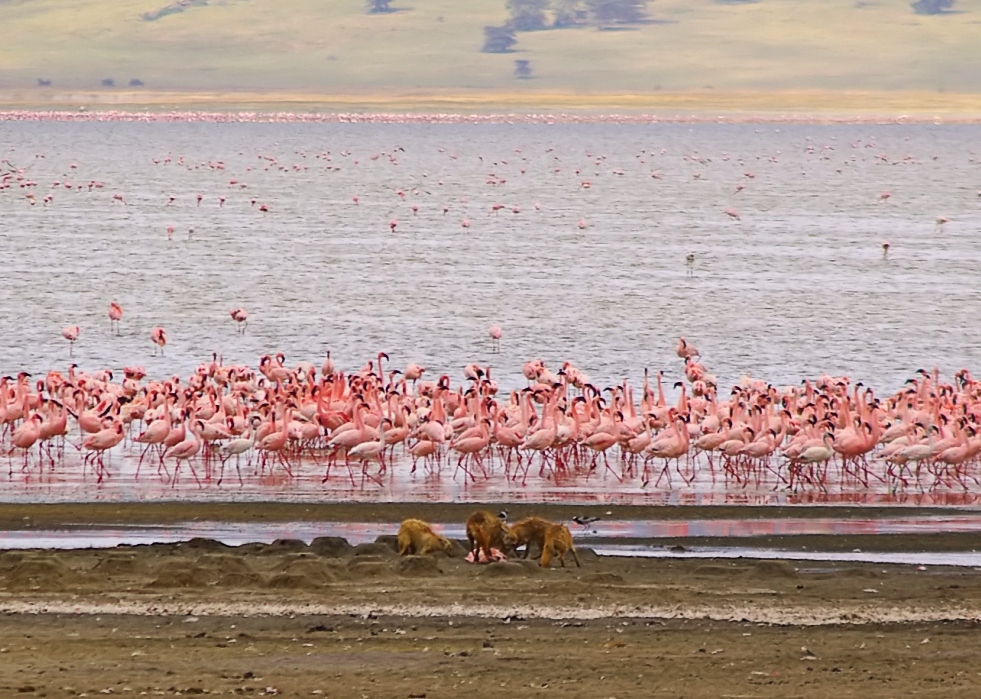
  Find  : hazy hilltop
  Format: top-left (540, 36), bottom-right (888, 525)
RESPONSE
top-left (0, 0), bottom-right (979, 99)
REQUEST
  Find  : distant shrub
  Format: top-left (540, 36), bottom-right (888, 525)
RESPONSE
top-left (129, 79), bottom-right (145, 87)
top-left (553, 0), bottom-right (588, 27)
top-left (37, 79), bottom-right (52, 87)
top-left (514, 59), bottom-right (533, 78)
top-left (586, 0), bottom-right (648, 25)
top-left (482, 26), bottom-right (517, 53)
top-left (912, 0), bottom-right (954, 13)
top-left (366, 0), bottom-right (395, 13)
top-left (101, 78), bottom-right (115, 87)
top-left (142, 0), bottom-right (208, 22)
top-left (507, 0), bottom-right (549, 31)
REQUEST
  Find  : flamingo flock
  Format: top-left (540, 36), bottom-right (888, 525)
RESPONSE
top-left (2, 338), bottom-right (981, 496)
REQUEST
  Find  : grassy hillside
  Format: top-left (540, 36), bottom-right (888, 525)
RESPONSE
top-left (0, 0), bottom-right (979, 100)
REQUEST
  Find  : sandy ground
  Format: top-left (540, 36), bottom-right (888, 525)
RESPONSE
top-left (2, 503), bottom-right (981, 697)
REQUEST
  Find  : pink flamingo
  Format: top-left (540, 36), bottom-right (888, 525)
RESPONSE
top-left (150, 326), bottom-right (167, 356)
top-left (108, 301), bottom-right (123, 335)
top-left (62, 325), bottom-right (80, 355)
top-left (489, 325), bottom-right (502, 353)
top-left (164, 420), bottom-right (203, 486)
top-left (10, 414), bottom-right (42, 472)
top-left (82, 422), bottom-right (125, 482)
top-left (229, 308), bottom-right (248, 334)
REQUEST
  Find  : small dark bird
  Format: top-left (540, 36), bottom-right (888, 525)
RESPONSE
top-left (573, 516), bottom-right (600, 527)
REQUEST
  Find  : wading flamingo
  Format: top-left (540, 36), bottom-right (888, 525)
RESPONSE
top-left (62, 325), bottom-right (80, 355)
top-left (108, 302), bottom-right (123, 335)
top-left (150, 326), bottom-right (167, 356)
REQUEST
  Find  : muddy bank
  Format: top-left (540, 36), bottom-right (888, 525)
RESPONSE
top-left (1, 535), bottom-right (981, 624)
top-left (0, 501), bottom-right (967, 530)
top-left (4, 613), bottom-right (981, 698)
top-left (2, 537), bottom-right (981, 696)
top-left (587, 532), bottom-right (981, 553)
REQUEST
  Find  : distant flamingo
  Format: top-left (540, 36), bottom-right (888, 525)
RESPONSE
top-left (108, 301), bottom-right (123, 335)
top-left (150, 326), bottom-right (167, 355)
top-left (230, 308), bottom-right (248, 334)
top-left (675, 337), bottom-right (699, 360)
top-left (489, 325), bottom-right (502, 353)
top-left (62, 325), bottom-right (80, 355)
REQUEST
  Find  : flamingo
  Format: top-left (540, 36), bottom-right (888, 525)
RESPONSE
top-left (164, 420), bottom-right (203, 485)
top-left (489, 325), bottom-right (502, 353)
top-left (108, 302), bottom-right (123, 335)
top-left (229, 308), bottom-right (248, 334)
top-left (150, 326), bottom-right (167, 355)
top-left (62, 325), bottom-right (80, 355)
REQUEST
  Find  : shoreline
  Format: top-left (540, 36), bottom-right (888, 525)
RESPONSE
top-left (1, 89), bottom-right (981, 123)
top-left (0, 501), bottom-right (971, 529)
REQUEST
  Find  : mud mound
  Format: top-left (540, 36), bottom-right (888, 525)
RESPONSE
top-left (217, 572), bottom-right (264, 588)
top-left (6, 557), bottom-right (77, 590)
top-left (353, 542), bottom-right (396, 558)
top-left (146, 567), bottom-right (214, 588)
top-left (373, 535), bottom-right (400, 553)
top-left (0, 552), bottom-right (28, 570)
top-left (279, 558), bottom-right (338, 583)
top-left (310, 536), bottom-right (353, 558)
top-left (196, 554), bottom-right (254, 574)
top-left (178, 538), bottom-right (232, 553)
top-left (259, 539), bottom-right (309, 554)
top-left (751, 561), bottom-right (798, 579)
top-left (581, 572), bottom-right (625, 585)
top-left (347, 560), bottom-right (391, 578)
top-left (694, 564), bottom-right (749, 577)
top-left (396, 556), bottom-right (443, 578)
top-left (234, 542), bottom-right (269, 555)
top-left (477, 561), bottom-right (538, 578)
top-left (93, 555), bottom-right (147, 577)
top-left (265, 572), bottom-right (324, 590)
top-left (575, 547), bottom-right (600, 563)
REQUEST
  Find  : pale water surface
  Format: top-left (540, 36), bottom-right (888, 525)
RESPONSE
top-left (1, 121), bottom-right (980, 504)
top-left (2, 122), bottom-right (979, 392)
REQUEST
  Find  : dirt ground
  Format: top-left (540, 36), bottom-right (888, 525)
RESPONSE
top-left (1, 503), bottom-right (981, 697)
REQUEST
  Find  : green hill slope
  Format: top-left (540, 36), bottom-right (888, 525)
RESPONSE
top-left (0, 0), bottom-right (979, 98)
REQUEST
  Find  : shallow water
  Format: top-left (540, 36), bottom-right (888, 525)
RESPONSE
top-left (2, 121), bottom-right (980, 393)
top-left (4, 514), bottom-right (981, 550)
top-left (5, 447), bottom-right (981, 505)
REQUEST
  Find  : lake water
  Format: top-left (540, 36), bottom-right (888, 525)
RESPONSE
top-left (1, 119), bottom-right (980, 504)
top-left (2, 120), bottom-right (979, 392)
